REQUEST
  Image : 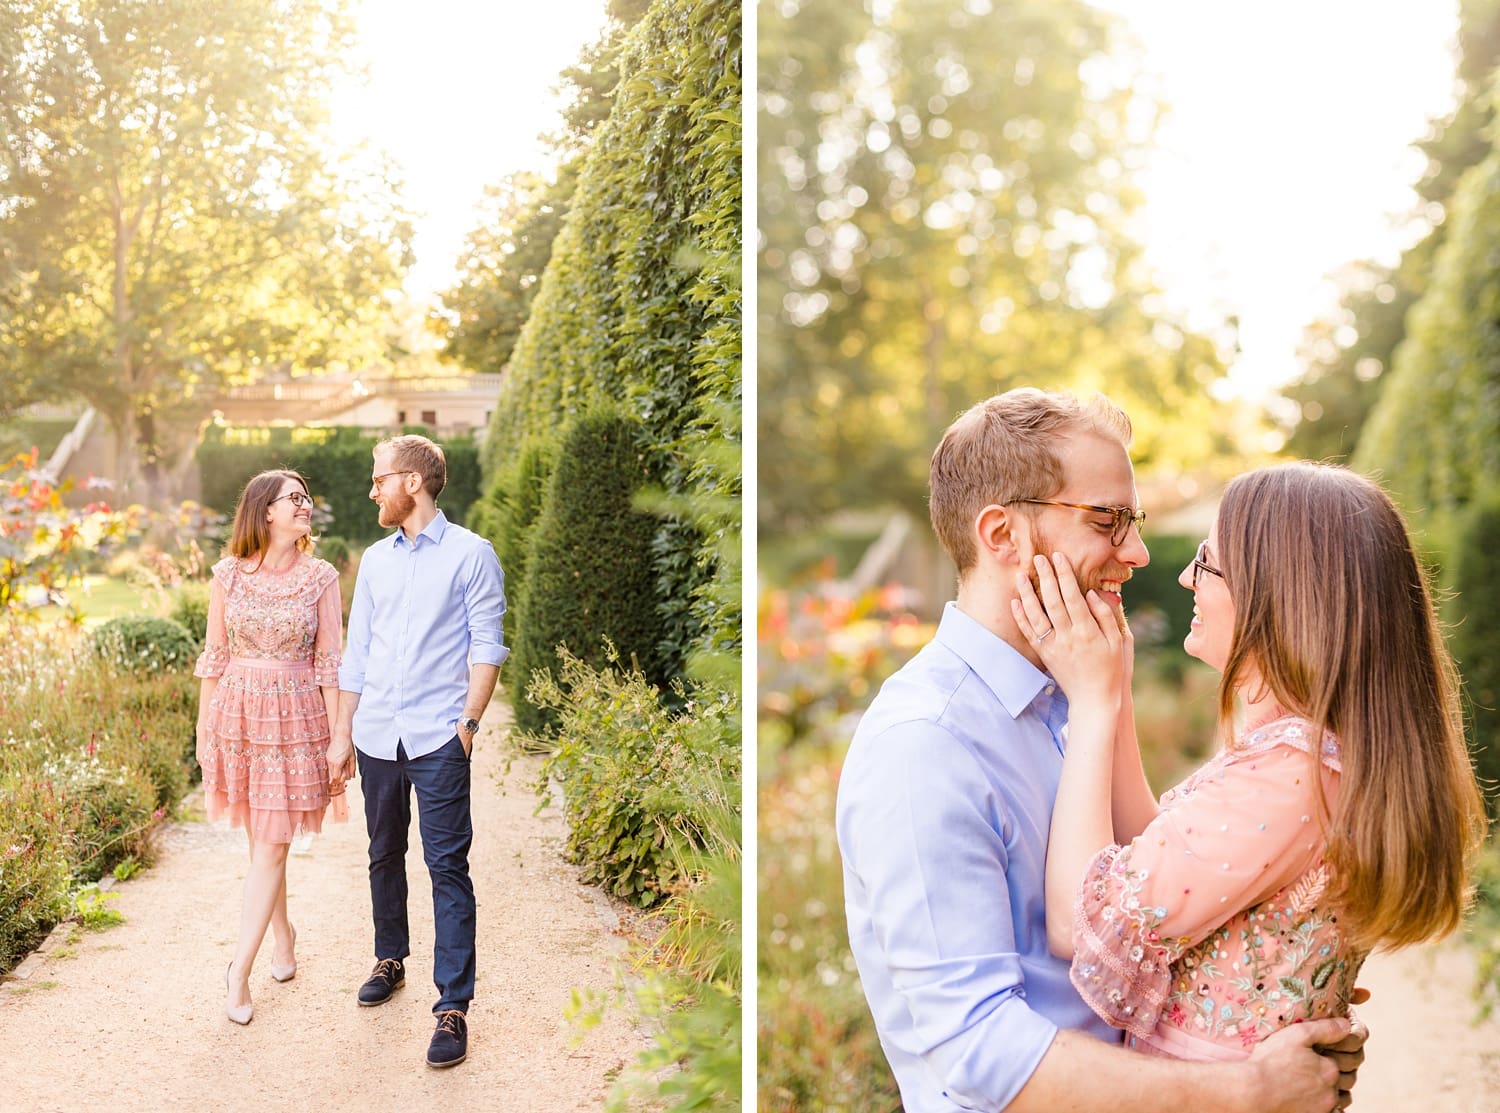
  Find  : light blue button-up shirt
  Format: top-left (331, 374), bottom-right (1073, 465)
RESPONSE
top-left (339, 511), bottom-right (508, 760)
top-left (835, 602), bottom-right (1118, 1112)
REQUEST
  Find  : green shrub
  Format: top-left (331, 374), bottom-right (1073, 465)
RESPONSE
top-left (59, 756), bottom-right (158, 883)
top-left (91, 616), bottom-right (198, 672)
top-left (167, 582), bottom-right (211, 649)
top-left (0, 778), bottom-right (75, 972)
top-left (593, 790), bottom-right (741, 1112)
top-left (510, 407), bottom-right (667, 735)
top-left (523, 646), bottom-right (739, 908)
top-left (316, 535), bottom-right (352, 572)
top-left (0, 627), bottom-right (196, 975)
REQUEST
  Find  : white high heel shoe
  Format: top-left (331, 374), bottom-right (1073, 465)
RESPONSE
top-left (225, 962), bottom-right (253, 1025)
top-left (269, 924), bottom-right (297, 983)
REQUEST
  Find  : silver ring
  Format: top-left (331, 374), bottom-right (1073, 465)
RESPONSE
top-left (1036, 627), bottom-right (1054, 641)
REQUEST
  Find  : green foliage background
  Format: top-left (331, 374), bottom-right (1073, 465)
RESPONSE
top-left (479, 0), bottom-right (741, 685)
top-left (195, 425), bottom-right (482, 545)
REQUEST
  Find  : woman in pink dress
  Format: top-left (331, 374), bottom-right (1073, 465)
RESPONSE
top-left (1013, 462), bottom-right (1486, 1062)
top-left (194, 469), bottom-right (346, 1025)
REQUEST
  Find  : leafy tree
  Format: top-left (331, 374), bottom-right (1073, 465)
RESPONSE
top-left (0, 0), bottom-right (412, 502)
top-left (1285, 0), bottom-right (1500, 460)
top-left (435, 1), bottom-right (651, 372)
top-left (758, 0), bottom-right (1238, 535)
top-left (438, 168), bottom-right (576, 373)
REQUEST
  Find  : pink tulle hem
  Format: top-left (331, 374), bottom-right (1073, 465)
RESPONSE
top-left (203, 784), bottom-right (349, 844)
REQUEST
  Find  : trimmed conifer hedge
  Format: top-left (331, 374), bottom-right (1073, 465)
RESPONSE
top-left (509, 406), bottom-right (666, 735)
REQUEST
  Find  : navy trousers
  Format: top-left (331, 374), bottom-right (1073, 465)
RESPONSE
top-left (357, 736), bottom-right (476, 1013)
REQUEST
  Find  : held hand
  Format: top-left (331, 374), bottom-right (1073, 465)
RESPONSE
top-left (1011, 552), bottom-right (1123, 705)
top-left (325, 734), bottom-right (356, 790)
top-left (1318, 997), bottom-right (1370, 1109)
top-left (1248, 1018), bottom-right (1350, 1113)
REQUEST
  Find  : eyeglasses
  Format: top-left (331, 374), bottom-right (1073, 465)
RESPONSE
top-left (370, 470), bottom-right (416, 489)
top-left (1013, 499), bottom-right (1147, 546)
top-left (270, 491), bottom-right (314, 509)
top-left (1191, 541), bottom-right (1224, 588)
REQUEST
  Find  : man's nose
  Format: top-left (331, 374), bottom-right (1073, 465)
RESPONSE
top-left (1118, 527), bottom-right (1150, 567)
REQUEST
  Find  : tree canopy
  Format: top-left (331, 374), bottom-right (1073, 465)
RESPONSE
top-left (757, 0), bottom-right (1240, 535)
top-left (1284, 0), bottom-right (1500, 462)
top-left (435, 2), bottom-right (650, 374)
top-left (0, 0), bottom-right (411, 501)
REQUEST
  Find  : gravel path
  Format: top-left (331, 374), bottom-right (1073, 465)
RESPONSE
top-left (1345, 939), bottom-right (1500, 1112)
top-left (0, 730), bottom-right (648, 1112)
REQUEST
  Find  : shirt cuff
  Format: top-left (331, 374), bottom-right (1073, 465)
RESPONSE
top-left (470, 645), bottom-right (509, 667)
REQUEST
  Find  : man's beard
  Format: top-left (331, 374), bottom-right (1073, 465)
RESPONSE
top-left (378, 487), bottom-right (417, 528)
top-left (1026, 526), bottom-right (1130, 633)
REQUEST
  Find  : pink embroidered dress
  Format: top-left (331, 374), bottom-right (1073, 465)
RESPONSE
top-left (1070, 715), bottom-right (1365, 1061)
top-left (193, 552), bottom-right (346, 844)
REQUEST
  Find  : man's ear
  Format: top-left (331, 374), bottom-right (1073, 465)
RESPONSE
top-left (975, 504), bottom-right (1024, 566)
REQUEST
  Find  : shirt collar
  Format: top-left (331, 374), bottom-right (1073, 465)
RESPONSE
top-left (393, 509), bottom-right (450, 549)
top-left (933, 601), bottom-right (1062, 722)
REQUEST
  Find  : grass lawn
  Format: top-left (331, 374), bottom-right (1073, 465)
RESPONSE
top-left (33, 575), bottom-right (161, 627)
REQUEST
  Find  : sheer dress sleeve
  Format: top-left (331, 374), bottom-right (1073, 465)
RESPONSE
top-left (192, 561), bottom-right (235, 679)
top-left (310, 560), bottom-right (343, 687)
top-left (1070, 718), bottom-right (1341, 1039)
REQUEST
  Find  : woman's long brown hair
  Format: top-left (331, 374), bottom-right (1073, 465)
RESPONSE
top-left (1215, 462), bottom-right (1486, 950)
top-left (225, 470), bottom-right (315, 570)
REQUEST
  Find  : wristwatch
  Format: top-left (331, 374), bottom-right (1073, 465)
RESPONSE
top-left (458, 716), bottom-right (481, 736)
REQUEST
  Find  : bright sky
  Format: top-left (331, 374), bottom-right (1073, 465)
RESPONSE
top-left (329, 0), bottom-right (611, 302)
top-left (1095, 0), bottom-right (1461, 401)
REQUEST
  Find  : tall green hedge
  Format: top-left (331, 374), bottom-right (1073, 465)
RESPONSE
top-left (1355, 149), bottom-right (1500, 511)
top-left (469, 434), bottom-right (556, 671)
top-left (196, 424), bottom-right (482, 545)
top-left (478, 0), bottom-right (741, 675)
top-left (1447, 494), bottom-right (1500, 817)
top-left (509, 406), bottom-right (667, 735)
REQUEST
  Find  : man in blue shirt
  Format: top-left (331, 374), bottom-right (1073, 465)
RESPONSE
top-left (836, 389), bottom-right (1364, 1111)
top-left (330, 434), bottom-right (508, 1070)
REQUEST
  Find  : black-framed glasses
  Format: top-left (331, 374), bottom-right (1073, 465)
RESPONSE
top-left (370, 470), bottom-right (415, 488)
top-left (1191, 541), bottom-right (1224, 588)
top-left (270, 490), bottom-right (314, 509)
top-left (1013, 499), bottom-right (1146, 546)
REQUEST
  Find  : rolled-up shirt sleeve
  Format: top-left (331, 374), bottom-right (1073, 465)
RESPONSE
top-left (462, 543), bottom-right (508, 668)
top-left (839, 721), bottom-right (1058, 1110)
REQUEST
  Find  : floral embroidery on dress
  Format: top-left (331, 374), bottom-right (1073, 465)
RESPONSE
top-left (1070, 716), bottom-right (1366, 1058)
top-left (194, 552), bottom-right (345, 843)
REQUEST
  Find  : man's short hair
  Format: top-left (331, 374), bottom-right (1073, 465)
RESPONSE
top-left (377, 434), bottom-right (447, 500)
top-left (929, 388), bottom-right (1132, 574)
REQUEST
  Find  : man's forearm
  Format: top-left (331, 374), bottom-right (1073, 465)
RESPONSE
top-left (463, 663), bottom-right (500, 720)
top-left (1007, 1025), bottom-right (1344, 1113)
top-left (335, 690), bottom-right (361, 738)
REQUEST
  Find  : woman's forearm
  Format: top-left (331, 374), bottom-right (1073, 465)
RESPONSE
top-left (1045, 700), bottom-right (1117, 957)
top-left (1110, 688), bottom-right (1161, 843)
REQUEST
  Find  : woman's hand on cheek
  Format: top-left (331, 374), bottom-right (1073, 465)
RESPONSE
top-left (1012, 553), bottom-right (1123, 704)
